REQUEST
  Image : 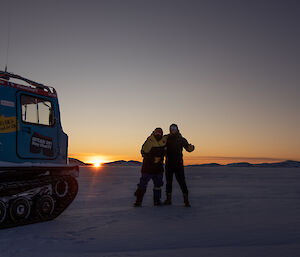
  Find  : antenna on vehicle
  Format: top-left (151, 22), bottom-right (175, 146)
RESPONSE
top-left (4, 0), bottom-right (12, 72)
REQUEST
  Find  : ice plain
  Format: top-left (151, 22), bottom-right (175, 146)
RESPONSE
top-left (1, 166), bottom-right (300, 257)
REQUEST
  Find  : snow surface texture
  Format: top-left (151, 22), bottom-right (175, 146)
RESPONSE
top-left (1, 166), bottom-right (300, 257)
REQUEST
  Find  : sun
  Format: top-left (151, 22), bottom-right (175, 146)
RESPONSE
top-left (92, 160), bottom-right (102, 168)
top-left (84, 155), bottom-right (112, 168)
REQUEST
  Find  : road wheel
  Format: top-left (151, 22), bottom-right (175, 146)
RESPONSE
top-left (10, 197), bottom-right (31, 222)
top-left (54, 180), bottom-right (69, 198)
top-left (0, 201), bottom-right (7, 224)
top-left (36, 195), bottom-right (55, 219)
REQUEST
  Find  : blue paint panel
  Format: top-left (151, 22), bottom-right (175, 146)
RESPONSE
top-left (0, 86), bottom-right (18, 163)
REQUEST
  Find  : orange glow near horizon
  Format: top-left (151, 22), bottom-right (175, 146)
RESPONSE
top-left (68, 125), bottom-right (300, 167)
top-left (69, 154), bottom-right (114, 166)
top-left (69, 153), bottom-right (298, 166)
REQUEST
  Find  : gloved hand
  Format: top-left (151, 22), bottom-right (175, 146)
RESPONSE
top-left (187, 144), bottom-right (195, 152)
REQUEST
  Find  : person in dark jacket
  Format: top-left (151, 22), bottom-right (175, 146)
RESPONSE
top-left (164, 124), bottom-right (195, 207)
top-left (134, 128), bottom-right (167, 207)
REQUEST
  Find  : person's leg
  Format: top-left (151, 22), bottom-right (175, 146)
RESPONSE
top-left (152, 173), bottom-right (164, 205)
top-left (174, 167), bottom-right (191, 207)
top-left (134, 173), bottom-right (151, 206)
top-left (164, 167), bottom-right (174, 204)
top-left (174, 167), bottom-right (188, 194)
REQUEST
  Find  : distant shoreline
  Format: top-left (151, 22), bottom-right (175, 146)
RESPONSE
top-left (69, 158), bottom-right (300, 168)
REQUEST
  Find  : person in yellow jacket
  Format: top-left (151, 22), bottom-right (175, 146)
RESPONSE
top-left (134, 128), bottom-right (167, 207)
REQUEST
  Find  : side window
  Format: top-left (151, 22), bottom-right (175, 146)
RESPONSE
top-left (21, 95), bottom-right (55, 126)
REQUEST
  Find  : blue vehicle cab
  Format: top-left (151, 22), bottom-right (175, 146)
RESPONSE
top-left (0, 71), bottom-right (78, 229)
top-left (0, 71), bottom-right (68, 164)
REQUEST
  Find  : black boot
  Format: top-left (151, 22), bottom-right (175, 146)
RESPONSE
top-left (153, 188), bottom-right (162, 206)
top-left (164, 193), bottom-right (172, 205)
top-left (134, 188), bottom-right (146, 207)
top-left (183, 194), bottom-right (191, 207)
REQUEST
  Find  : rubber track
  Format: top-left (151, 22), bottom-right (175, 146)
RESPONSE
top-left (0, 175), bottom-right (78, 229)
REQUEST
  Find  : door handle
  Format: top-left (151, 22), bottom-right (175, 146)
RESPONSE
top-left (22, 127), bottom-right (31, 134)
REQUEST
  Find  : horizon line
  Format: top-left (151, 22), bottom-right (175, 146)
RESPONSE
top-left (70, 158), bottom-right (300, 166)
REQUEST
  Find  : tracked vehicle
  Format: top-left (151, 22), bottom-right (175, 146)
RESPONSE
top-left (0, 70), bottom-right (78, 229)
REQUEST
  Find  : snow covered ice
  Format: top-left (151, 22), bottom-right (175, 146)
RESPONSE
top-left (1, 166), bottom-right (300, 257)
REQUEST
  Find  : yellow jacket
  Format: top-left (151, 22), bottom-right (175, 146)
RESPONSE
top-left (141, 134), bottom-right (167, 174)
top-left (141, 135), bottom-right (167, 155)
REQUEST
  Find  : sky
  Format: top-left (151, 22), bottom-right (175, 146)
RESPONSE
top-left (0, 0), bottom-right (299, 164)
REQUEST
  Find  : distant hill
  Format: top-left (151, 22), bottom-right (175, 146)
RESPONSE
top-left (68, 158), bottom-right (91, 166)
top-left (68, 158), bottom-right (300, 168)
top-left (226, 162), bottom-right (253, 167)
top-left (187, 163), bottom-right (222, 168)
top-left (103, 160), bottom-right (300, 168)
top-left (102, 160), bottom-right (142, 166)
top-left (187, 160), bottom-right (300, 168)
top-left (253, 160), bottom-right (300, 168)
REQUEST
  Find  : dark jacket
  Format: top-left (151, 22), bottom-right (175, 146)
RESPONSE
top-left (141, 134), bottom-right (167, 174)
top-left (166, 133), bottom-right (194, 169)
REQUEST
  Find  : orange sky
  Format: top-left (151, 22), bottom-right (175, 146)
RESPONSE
top-left (69, 152), bottom-right (289, 166)
top-left (68, 122), bottom-right (300, 165)
top-left (66, 111), bottom-right (300, 166)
